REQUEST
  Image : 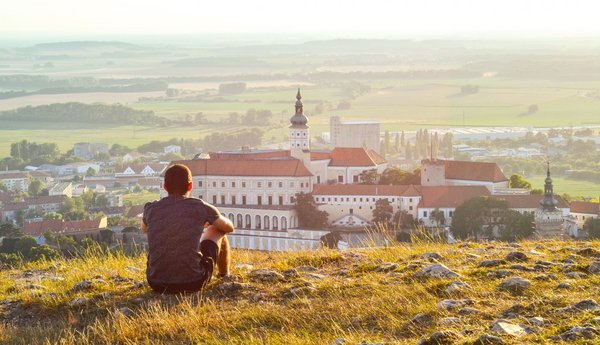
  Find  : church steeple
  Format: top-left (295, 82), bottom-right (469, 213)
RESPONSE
top-left (540, 161), bottom-right (558, 211)
top-left (289, 89), bottom-right (309, 149)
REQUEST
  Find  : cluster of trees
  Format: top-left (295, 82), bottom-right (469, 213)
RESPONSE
top-left (1, 139), bottom-right (86, 171)
top-left (583, 218), bottom-right (600, 239)
top-left (223, 109), bottom-right (272, 126)
top-left (358, 167), bottom-right (420, 185)
top-left (294, 192), bottom-right (329, 229)
top-left (0, 103), bottom-right (168, 126)
top-left (460, 85), bottom-right (479, 95)
top-left (450, 196), bottom-right (535, 241)
top-left (409, 129), bottom-right (454, 160)
top-left (200, 128), bottom-right (265, 152)
top-left (219, 82), bottom-right (247, 95)
top-left (0, 82), bottom-right (168, 100)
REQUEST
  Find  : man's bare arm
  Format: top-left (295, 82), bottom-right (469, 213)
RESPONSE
top-left (141, 220), bottom-right (148, 234)
top-left (212, 215), bottom-right (234, 233)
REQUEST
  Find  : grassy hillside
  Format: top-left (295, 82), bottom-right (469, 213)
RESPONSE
top-left (1, 240), bottom-right (599, 344)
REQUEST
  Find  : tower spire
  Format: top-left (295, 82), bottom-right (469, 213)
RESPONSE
top-left (540, 160), bottom-right (558, 211)
top-left (295, 88), bottom-right (303, 115)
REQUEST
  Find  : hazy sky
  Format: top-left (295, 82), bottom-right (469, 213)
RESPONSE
top-left (3, 0), bottom-right (600, 37)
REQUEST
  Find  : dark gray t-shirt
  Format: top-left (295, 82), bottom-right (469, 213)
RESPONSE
top-left (143, 196), bottom-right (220, 284)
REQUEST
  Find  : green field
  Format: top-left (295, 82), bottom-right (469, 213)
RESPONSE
top-left (3, 78), bottom-right (600, 157)
top-left (529, 175), bottom-right (600, 199)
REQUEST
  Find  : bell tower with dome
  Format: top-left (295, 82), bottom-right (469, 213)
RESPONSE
top-left (289, 89), bottom-right (310, 150)
top-left (535, 162), bottom-right (565, 238)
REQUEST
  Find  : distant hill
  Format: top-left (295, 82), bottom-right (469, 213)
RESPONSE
top-left (17, 41), bottom-right (143, 54)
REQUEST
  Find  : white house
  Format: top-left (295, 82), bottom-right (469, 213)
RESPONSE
top-left (163, 145), bottom-right (182, 154)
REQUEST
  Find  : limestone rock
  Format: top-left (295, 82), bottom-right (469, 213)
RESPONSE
top-left (490, 320), bottom-right (529, 337)
top-left (577, 248), bottom-right (600, 258)
top-left (282, 268), bottom-right (300, 279)
top-left (417, 330), bottom-right (461, 345)
top-left (498, 277), bottom-right (530, 294)
top-left (437, 317), bottom-right (461, 326)
top-left (69, 297), bottom-right (88, 307)
top-left (219, 282), bottom-right (250, 294)
top-left (303, 273), bottom-right (326, 280)
top-left (506, 252), bottom-right (528, 262)
top-left (330, 338), bottom-right (346, 345)
top-left (559, 326), bottom-right (599, 341)
top-left (71, 280), bottom-right (93, 292)
top-left (445, 280), bottom-right (471, 294)
top-left (556, 282), bottom-right (572, 289)
top-left (479, 259), bottom-right (506, 267)
top-left (374, 263), bottom-right (398, 272)
top-left (472, 333), bottom-right (504, 345)
top-left (570, 299), bottom-right (600, 312)
top-left (588, 261), bottom-right (600, 274)
top-left (437, 299), bottom-right (473, 311)
top-left (249, 269), bottom-right (284, 282)
top-left (416, 264), bottom-right (460, 279)
top-left (486, 270), bottom-right (510, 279)
top-left (421, 252), bottom-right (444, 261)
top-left (297, 266), bottom-right (318, 272)
top-left (459, 307), bottom-right (482, 315)
top-left (528, 316), bottom-right (544, 327)
top-left (409, 312), bottom-right (433, 326)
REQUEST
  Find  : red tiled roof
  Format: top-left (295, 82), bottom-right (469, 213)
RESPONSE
top-left (419, 185), bottom-right (491, 208)
top-left (310, 151), bottom-right (331, 161)
top-left (24, 195), bottom-right (66, 205)
top-left (570, 201), bottom-right (600, 214)
top-left (209, 150), bottom-right (291, 160)
top-left (0, 172), bottom-right (28, 180)
top-left (329, 147), bottom-right (387, 167)
top-left (127, 205), bottom-right (145, 218)
top-left (312, 184), bottom-right (422, 197)
top-left (425, 160), bottom-right (507, 183)
top-left (22, 218), bottom-right (106, 236)
top-left (493, 194), bottom-right (569, 209)
top-left (168, 159), bottom-right (313, 177)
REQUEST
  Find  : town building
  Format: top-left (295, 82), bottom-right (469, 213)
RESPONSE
top-left (163, 145), bottom-right (182, 154)
top-left (421, 159), bottom-right (509, 192)
top-left (22, 217), bottom-right (108, 241)
top-left (329, 116), bottom-right (380, 153)
top-left (0, 172), bottom-right (29, 192)
top-left (73, 142), bottom-right (109, 160)
top-left (570, 201), bottom-right (600, 227)
top-left (49, 182), bottom-right (73, 198)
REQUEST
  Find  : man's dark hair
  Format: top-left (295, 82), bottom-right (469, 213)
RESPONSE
top-left (164, 164), bottom-right (192, 195)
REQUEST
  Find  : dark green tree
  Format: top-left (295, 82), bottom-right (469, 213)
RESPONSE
top-left (450, 197), bottom-right (507, 240)
top-left (509, 174), bottom-right (532, 189)
top-left (430, 208), bottom-right (445, 227)
top-left (584, 218), bottom-right (600, 239)
top-left (294, 192), bottom-right (329, 229)
top-left (372, 199), bottom-right (393, 224)
top-left (359, 169), bottom-right (378, 185)
top-left (0, 223), bottom-right (22, 238)
top-left (499, 210), bottom-right (535, 241)
top-left (15, 236), bottom-right (38, 258)
top-left (28, 179), bottom-right (44, 197)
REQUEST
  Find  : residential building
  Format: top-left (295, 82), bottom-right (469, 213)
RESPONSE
top-left (570, 201), bottom-right (600, 227)
top-left (329, 116), bottom-right (380, 153)
top-left (417, 185), bottom-right (491, 227)
top-left (49, 182), bottom-right (73, 198)
top-left (421, 159), bottom-right (509, 192)
top-left (163, 145), bottom-right (182, 154)
top-left (73, 142), bottom-right (109, 160)
top-left (0, 172), bottom-right (28, 192)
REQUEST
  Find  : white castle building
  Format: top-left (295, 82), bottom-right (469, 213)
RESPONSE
top-left (161, 90), bottom-right (387, 250)
top-left (160, 90), bottom-right (580, 250)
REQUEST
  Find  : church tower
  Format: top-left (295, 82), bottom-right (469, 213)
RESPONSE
top-left (289, 89), bottom-right (310, 150)
top-left (535, 162), bottom-right (565, 238)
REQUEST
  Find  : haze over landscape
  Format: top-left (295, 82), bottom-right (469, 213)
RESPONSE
top-left (1, 1), bottom-right (600, 344)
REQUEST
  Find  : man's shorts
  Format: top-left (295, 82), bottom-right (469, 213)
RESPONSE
top-left (148, 240), bottom-right (219, 294)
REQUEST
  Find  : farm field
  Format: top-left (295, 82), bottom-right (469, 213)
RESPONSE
top-left (529, 175), bottom-right (600, 199)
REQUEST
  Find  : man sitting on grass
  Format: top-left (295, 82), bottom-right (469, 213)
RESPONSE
top-left (141, 164), bottom-right (234, 293)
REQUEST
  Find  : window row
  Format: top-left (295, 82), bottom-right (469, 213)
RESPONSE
top-left (201, 194), bottom-right (296, 206)
top-left (197, 180), bottom-right (307, 189)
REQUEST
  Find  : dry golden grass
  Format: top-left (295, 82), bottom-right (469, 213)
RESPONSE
top-left (0, 240), bottom-right (599, 344)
